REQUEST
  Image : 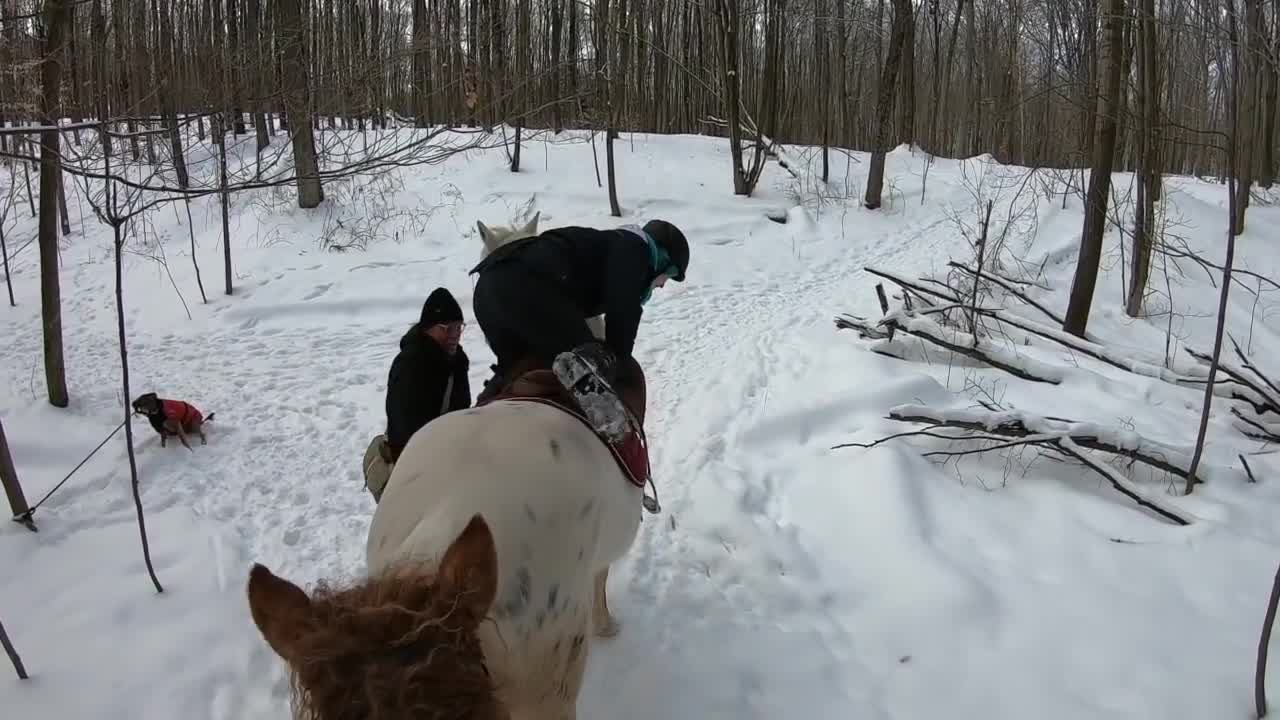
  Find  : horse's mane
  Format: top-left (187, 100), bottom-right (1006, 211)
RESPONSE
top-left (280, 564), bottom-right (501, 720)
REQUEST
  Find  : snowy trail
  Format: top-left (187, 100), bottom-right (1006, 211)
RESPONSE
top-left (578, 209), bottom-right (962, 718)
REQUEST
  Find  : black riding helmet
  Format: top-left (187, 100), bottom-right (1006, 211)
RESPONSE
top-left (643, 219), bottom-right (689, 282)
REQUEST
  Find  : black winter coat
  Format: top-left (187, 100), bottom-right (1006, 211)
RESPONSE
top-left (471, 226), bottom-right (654, 359)
top-left (384, 324), bottom-right (471, 460)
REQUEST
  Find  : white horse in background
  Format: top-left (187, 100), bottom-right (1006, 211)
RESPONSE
top-left (476, 211), bottom-right (608, 341)
top-left (244, 210), bottom-right (646, 720)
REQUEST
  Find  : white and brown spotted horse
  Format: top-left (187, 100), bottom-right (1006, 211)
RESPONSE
top-left (245, 215), bottom-right (655, 720)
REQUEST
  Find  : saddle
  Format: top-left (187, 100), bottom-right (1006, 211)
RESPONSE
top-left (476, 368), bottom-right (652, 494)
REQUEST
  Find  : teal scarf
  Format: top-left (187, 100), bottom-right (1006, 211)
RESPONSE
top-left (633, 227), bottom-right (672, 306)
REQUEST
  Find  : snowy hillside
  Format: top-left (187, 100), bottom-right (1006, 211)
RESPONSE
top-left (3, 128), bottom-right (1280, 719)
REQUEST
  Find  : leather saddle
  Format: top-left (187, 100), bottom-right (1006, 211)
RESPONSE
top-left (476, 366), bottom-right (650, 491)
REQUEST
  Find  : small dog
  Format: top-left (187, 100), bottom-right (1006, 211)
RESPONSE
top-left (131, 392), bottom-right (215, 450)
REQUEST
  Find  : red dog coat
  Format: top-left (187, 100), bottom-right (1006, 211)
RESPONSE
top-left (162, 399), bottom-right (203, 428)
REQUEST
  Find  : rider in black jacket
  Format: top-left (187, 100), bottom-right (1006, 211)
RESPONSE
top-left (470, 219), bottom-right (690, 435)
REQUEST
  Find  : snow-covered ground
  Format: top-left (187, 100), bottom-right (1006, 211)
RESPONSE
top-left (3, 127), bottom-right (1280, 719)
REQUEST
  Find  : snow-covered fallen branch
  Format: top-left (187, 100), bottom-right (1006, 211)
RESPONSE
top-left (1053, 437), bottom-right (1190, 526)
top-left (1187, 337), bottom-right (1280, 419)
top-left (861, 264), bottom-right (1240, 395)
top-left (888, 404), bottom-right (1202, 482)
top-left (834, 404), bottom-right (1197, 525)
top-left (948, 261), bottom-right (1068, 328)
top-left (1231, 407), bottom-right (1280, 444)
top-left (865, 266), bottom-right (960, 307)
top-left (836, 306), bottom-right (1065, 384)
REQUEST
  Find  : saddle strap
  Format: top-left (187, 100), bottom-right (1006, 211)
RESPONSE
top-left (495, 396), bottom-right (650, 490)
top-left (440, 375), bottom-right (455, 416)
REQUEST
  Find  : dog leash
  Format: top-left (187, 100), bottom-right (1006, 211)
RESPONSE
top-left (11, 420), bottom-right (126, 532)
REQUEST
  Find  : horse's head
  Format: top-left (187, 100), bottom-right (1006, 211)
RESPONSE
top-left (476, 211), bottom-right (540, 258)
top-left (246, 515), bottom-right (505, 720)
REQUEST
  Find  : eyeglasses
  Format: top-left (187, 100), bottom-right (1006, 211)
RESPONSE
top-left (441, 321), bottom-right (465, 337)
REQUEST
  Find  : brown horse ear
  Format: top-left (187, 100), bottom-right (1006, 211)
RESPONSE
top-left (436, 514), bottom-right (499, 625)
top-left (246, 564), bottom-right (315, 662)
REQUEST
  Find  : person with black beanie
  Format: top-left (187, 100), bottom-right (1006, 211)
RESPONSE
top-left (382, 287), bottom-right (471, 464)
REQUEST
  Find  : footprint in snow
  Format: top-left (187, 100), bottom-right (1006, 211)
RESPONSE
top-left (303, 283), bottom-right (333, 301)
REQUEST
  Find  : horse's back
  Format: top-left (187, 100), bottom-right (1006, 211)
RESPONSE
top-left (366, 399), bottom-right (638, 708)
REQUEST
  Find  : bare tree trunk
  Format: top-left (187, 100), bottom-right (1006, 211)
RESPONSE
top-left (1256, 560), bottom-right (1280, 718)
top-left (926, 0), bottom-right (942, 153)
top-left (568, 0), bottom-right (579, 122)
top-left (817, 0), bottom-right (830, 181)
top-left (1258, 0), bottom-right (1278, 187)
top-left (56, 171), bottom-right (69, 236)
top-left (0, 417), bottom-right (30, 525)
top-left (219, 131), bottom-right (233, 295)
top-left (112, 215), bottom-right (164, 595)
top-left (248, 0), bottom-right (270, 154)
top-left (511, 0), bottom-right (530, 171)
top-left (595, 0), bottom-right (622, 215)
top-left (0, 615), bottom-right (27, 680)
top-left (229, 0), bottom-right (246, 134)
top-left (897, 0), bottom-right (916, 147)
top-left (550, 0), bottom-right (564, 132)
top-left (278, 0), bottom-right (325, 208)
top-left (716, 0), bottom-right (748, 193)
top-left (413, 0), bottom-right (429, 126)
top-left (491, 0), bottom-right (507, 127)
top-left (1, 216), bottom-right (13, 306)
top-left (865, 0), bottom-right (912, 209)
top-left (156, 0), bottom-right (190, 188)
top-left (274, 0), bottom-right (289, 132)
top-left (38, 0), bottom-right (73, 409)
top-left (92, 4), bottom-right (110, 154)
top-left (1186, 0), bottom-right (1244, 495)
top-left (1126, 0), bottom-right (1160, 317)
top-left (185, 198), bottom-right (208, 304)
top-left (109, 0), bottom-right (139, 161)
top-left (1063, 0), bottom-right (1125, 337)
top-left (1233, 0), bottom-right (1263, 232)
top-left (716, 0), bottom-right (774, 196)
top-left (837, 0), bottom-right (849, 148)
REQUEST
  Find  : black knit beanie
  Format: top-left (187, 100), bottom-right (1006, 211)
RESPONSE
top-left (420, 287), bottom-right (464, 326)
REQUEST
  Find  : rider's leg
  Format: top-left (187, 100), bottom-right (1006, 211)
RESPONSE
top-left (473, 265), bottom-right (631, 437)
top-left (476, 263), bottom-right (597, 363)
top-left (473, 268), bottom-right (534, 401)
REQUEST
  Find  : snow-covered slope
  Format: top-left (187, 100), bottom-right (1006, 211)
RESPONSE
top-left (2, 128), bottom-right (1279, 719)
